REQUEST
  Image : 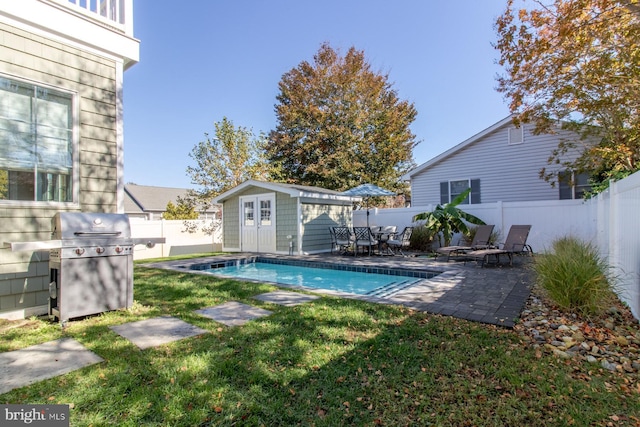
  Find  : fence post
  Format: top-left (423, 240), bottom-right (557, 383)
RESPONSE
top-left (608, 179), bottom-right (619, 273)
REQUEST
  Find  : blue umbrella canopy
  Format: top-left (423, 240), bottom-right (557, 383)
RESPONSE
top-left (342, 184), bottom-right (395, 227)
top-left (341, 183), bottom-right (395, 197)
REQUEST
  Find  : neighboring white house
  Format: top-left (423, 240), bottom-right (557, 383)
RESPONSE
top-left (403, 116), bottom-right (597, 206)
top-left (0, 0), bottom-right (139, 320)
top-left (124, 184), bottom-right (219, 221)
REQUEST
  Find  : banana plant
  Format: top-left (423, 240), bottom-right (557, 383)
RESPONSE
top-left (412, 188), bottom-right (485, 247)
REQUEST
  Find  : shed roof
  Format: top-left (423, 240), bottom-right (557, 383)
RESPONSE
top-left (213, 180), bottom-right (359, 204)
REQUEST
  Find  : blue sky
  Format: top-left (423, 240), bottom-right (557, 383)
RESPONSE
top-left (123, 1), bottom-right (511, 189)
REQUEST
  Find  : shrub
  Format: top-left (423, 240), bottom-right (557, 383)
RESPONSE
top-left (533, 236), bottom-right (617, 316)
top-left (409, 224), bottom-right (436, 252)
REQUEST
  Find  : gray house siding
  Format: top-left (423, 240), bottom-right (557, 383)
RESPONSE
top-left (221, 195), bottom-right (240, 250)
top-left (0, 22), bottom-right (120, 318)
top-left (410, 121), bottom-right (590, 206)
top-left (301, 203), bottom-right (353, 254)
top-left (275, 193), bottom-right (297, 253)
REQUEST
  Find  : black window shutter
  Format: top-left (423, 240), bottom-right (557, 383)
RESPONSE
top-left (558, 171), bottom-right (572, 200)
top-left (470, 179), bottom-right (481, 204)
top-left (440, 182), bottom-right (449, 204)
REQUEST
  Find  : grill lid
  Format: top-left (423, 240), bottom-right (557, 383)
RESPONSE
top-left (52, 212), bottom-right (132, 240)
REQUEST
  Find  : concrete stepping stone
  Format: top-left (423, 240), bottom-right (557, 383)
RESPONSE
top-left (109, 316), bottom-right (207, 350)
top-left (195, 301), bottom-right (272, 326)
top-left (0, 338), bottom-right (103, 394)
top-left (253, 290), bottom-right (320, 306)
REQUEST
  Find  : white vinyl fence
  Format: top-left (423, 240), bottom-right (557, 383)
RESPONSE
top-left (130, 219), bottom-right (222, 260)
top-left (355, 170), bottom-right (640, 319)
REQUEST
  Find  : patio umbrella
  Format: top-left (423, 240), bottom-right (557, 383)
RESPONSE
top-left (342, 183), bottom-right (396, 227)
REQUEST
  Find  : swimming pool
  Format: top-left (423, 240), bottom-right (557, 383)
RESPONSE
top-left (193, 257), bottom-right (438, 297)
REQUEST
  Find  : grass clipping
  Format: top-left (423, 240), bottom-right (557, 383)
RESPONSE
top-left (533, 236), bottom-right (618, 316)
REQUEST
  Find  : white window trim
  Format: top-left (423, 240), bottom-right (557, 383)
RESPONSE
top-left (0, 72), bottom-right (79, 206)
top-left (448, 178), bottom-right (471, 204)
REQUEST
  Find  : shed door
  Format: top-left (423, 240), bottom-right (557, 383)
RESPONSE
top-left (240, 194), bottom-right (276, 253)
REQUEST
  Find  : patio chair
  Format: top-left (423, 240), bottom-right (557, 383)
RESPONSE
top-left (352, 226), bottom-right (378, 256)
top-left (331, 226), bottom-right (353, 254)
top-left (436, 224), bottom-right (495, 261)
top-left (465, 225), bottom-right (532, 267)
top-left (387, 227), bottom-right (414, 256)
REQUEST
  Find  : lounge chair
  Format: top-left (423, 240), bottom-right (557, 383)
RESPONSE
top-left (352, 226), bottom-right (378, 256)
top-left (387, 227), bottom-right (414, 256)
top-left (436, 224), bottom-right (495, 261)
top-left (331, 226), bottom-right (353, 254)
top-left (466, 225), bottom-right (532, 267)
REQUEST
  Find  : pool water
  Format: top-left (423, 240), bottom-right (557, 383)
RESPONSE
top-left (203, 261), bottom-right (426, 297)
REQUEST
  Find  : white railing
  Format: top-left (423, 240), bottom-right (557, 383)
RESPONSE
top-left (60, 0), bottom-right (133, 36)
top-left (356, 170), bottom-right (640, 319)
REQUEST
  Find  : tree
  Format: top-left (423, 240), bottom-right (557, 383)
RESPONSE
top-left (494, 0), bottom-right (640, 189)
top-left (412, 189), bottom-right (486, 247)
top-left (267, 43), bottom-right (418, 194)
top-left (187, 117), bottom-right (272, 198)
top-left (163, 198), bottom-right (199, 220)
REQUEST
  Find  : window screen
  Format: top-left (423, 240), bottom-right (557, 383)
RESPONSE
top-left (0, 77), bottom-right (74, 202)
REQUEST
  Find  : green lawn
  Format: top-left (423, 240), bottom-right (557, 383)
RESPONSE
top-left (1, 262), bottom-right (638, 426)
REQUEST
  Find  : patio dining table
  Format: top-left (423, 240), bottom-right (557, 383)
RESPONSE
top-left (371, 226), bottom-right (397, 255)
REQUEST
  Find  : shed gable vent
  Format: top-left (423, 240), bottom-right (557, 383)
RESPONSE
top-left (508, 126), bottom-right (524, 145)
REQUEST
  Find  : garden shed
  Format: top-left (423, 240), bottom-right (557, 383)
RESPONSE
top-left (213, 180), bottom-right (358, 255)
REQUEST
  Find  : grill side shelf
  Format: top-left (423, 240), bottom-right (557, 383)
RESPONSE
top-left (4, 240), bottom-right (64, 252)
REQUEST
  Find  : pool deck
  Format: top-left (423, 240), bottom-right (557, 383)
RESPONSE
top-left (145, 252), bottom-right (534, 328)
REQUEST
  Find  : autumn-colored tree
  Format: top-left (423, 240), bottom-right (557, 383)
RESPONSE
top-left (163, 198), bottom-right (199, 220)
top-left (187, 117), bottom-right (272, 198)
top-left (267, 43), bottom-right (418, 195)
top-left (0, 170), bottom-right (7, 199)
top-left (494, 0), bottom-right (640, 189)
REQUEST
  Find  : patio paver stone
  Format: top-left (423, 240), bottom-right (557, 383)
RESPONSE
top-left (0, 338), bottom-right (103, 394)
top-left (195, 301), bottom-right (273, 326)
top-left (109, 316), bottom-right (208, 350)
top-left (253, 291), bottom-right (320, 306)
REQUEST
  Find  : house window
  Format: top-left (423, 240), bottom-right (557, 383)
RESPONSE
top-left (508, 126), bottom-right (523, 145)
top-left (559, 170), bottom-right (591, 200)
top-left (440, 179), bottom-right (481, 204)
top-left (0, 76), bottom-right (74, 202)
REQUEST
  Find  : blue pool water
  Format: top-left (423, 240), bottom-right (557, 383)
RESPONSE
top-left (202, 261), bottom-right (429, 297)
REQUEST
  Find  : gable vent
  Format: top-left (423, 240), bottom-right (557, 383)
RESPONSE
top-left (508, 126), bottom-right (524, 145)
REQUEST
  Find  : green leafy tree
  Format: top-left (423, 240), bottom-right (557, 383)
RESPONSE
top-left (187, 117), bottom-right (273, 198)
top-left (494, 0), bottom-right (640, 191)
top-left (412, 189), bottom-right (486, 247)
top-left (163, 198), bottom-right (199, 220)
top-left (267, 43), bottom-right (418, 194)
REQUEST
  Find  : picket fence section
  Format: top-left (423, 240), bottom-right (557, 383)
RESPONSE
top-left (130, 219), bottom-right (222, 260)
top-left (355, 170), bottom-right (640, 319)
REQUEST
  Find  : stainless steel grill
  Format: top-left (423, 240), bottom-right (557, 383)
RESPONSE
top-left (7, 212), bottom-right (164, 324)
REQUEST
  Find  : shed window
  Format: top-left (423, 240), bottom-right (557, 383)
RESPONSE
top-left (260, 200), bottom-right (271, 225)
top-left (0, 76), bottom-right (75, 202)
top-left (243, 201), bottom-right (255, 226)
top-left (559, 170), bottom-right (591, 200)
top-left (440, 179), bottom-right (481, 204)
top-left (508, 126), bottom-right (523, 145)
